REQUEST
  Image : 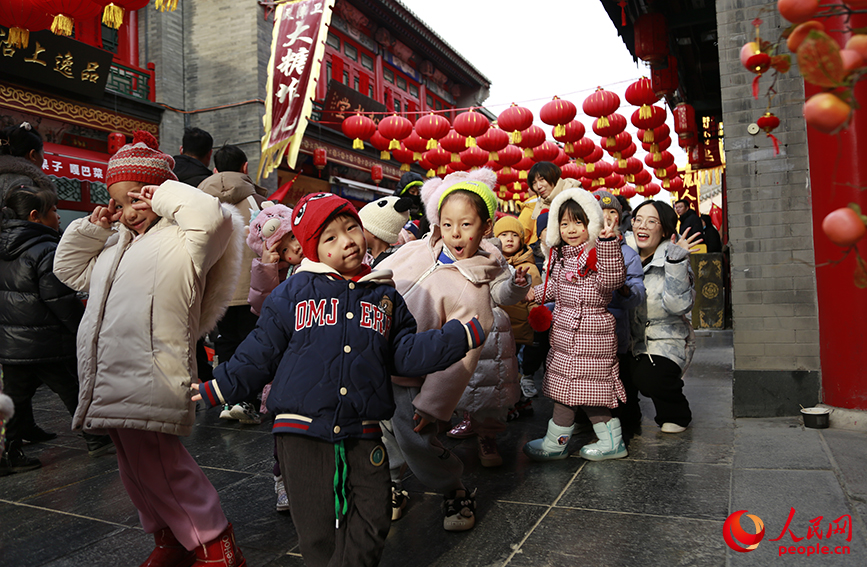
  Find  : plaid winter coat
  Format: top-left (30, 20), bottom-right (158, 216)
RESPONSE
top-left (533, 238), bottom-right (626, 408)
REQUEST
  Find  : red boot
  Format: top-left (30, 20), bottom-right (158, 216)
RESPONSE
top-left (192, 523), bottom-right (246, 566)
top-left (140, 527), bottom-right (195, 567)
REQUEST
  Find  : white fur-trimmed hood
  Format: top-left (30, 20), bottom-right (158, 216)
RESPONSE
top-left (545, 188), bottom-right (604, 249)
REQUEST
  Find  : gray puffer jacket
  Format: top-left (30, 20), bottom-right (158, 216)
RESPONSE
top-left (0, 155), bottom-right (56, 205)
top-left (630, 240), bottom-right (696, 371)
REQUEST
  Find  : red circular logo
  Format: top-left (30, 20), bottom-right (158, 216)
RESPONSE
top-left (723, 510), bottom-right (765, 552)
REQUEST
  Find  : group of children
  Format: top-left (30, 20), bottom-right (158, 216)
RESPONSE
top-left (0, 126), bottom-right (695, 567)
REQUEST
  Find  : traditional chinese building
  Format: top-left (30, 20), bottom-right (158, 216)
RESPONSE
top-left (142, 0), bottom-right (491, 207)
top-left (0, 8), bottom-right (161, 226)
top-left (600, 0), bottom-right (867, 421)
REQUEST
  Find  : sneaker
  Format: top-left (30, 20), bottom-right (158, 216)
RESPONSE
top-left (661, 422), bottom-right (687, 434)
top-left (446, 412), bottom-right (475, 439)
top-left (391, 482), bottom-right (409, 521)
top-left (21, 426), bottom-right (57, 444)
top-left (520, 375), bottom-right (538, 398)
top-left (2, 442), bottom-right (41, 473)
top-left (274, 475), bottom-right (290, 512)
top-left (478, 436), bottom-right (502, 467)
top-left (82, 433), bottom-right (115, 458)
top-left (443, 488), bottom-right (476, 531)
top-left (228, 402), bottom-right (262, 425)
top-left (219, 404), bottom-right (236, 420)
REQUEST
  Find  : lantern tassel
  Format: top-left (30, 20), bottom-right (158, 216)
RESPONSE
top-left (639, 105), bottom-right (651, 120)
top-left (564, 142), bottom-right (574, 153)
top-left (50, 14), bottom-right (75, 36)
top-left (8, 27), bottom-right (29, 49)
top-left (618, 159), bottom-right (626, 168)
top-left (663, 179), bottom-right (670, 189)
top-left (586, 163), bottom-right (595, 173)
top-left (523, 148), bottom-right (533, 158)
top-left (156, 0), bottom-right (179, 12)
top-left (437, 165), bottom-right (446, 175)
top-left (597, 116), bottom-right (610, 128)
top-left (380, 150), bottom-right (391, 160)
top-left (426, 139), bottom-right (436, 150)
top-left (489, 151), bottom-right (499, 160)
top-left (426, 169), bottom-right (436, 178)
top-left (519, 171), bottom-right (527, 180)
top-left (768, 133), bottom-right (779, 155)
top-left (606, 137), bottom-right (615, 148)
top-left (503, 166), bottom-right (512, 174)
top-left (388, 140), bottom-right (400, 150)
top-left (643, 132), bottom-right (654, 143)
top-left (752, 75), bottom-right (760, 100)
top-left (413, 152), bottom-right (422, 160)
top-left (103, 4), bottom-right (125, 29)
top-left (451, 153), bottom-right (459, 162)
top-left (555, 124), bottom-right (566, 137)
top-left (511, 131), bottom-right (522, 144)
top-left (466, 136), bottom-right (476, 148)
top-left (352, 139), bottom-right (364, 150)
top-left (401, 164), bottom-right (410, 172)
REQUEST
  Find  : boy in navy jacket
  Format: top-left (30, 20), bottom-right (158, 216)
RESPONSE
top-left (194, 193), bottom-right (484, 567)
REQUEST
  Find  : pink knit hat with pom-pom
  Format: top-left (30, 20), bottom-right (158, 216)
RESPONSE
top-left (247, 203), bottom-right (294, 257)
top-left (422, 168), bottom-right (497, 226)
top-left (105, 131), bottom-right (177, 187)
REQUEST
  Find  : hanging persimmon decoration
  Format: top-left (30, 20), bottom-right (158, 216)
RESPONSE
top-left (756, 111), bottom-right (781, 155)
top-left (540, 96), bottom-right (577, 138)
top-left (415, 113), bottom-right (451, 150)
top-left (341, 114), bottom-right (376, 150)
top-left (498, 104), bottom-right (534, 144)
top-left (453, 109), bottom-right (490, 148)
top-left (0, 0), bottom-right (54, 48)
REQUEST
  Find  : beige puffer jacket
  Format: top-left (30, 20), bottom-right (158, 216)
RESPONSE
top-left (54, 181), bottom-right (243, 436)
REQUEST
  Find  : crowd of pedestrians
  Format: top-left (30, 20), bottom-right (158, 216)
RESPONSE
top-left (0, 122), bottom-right (715, 567)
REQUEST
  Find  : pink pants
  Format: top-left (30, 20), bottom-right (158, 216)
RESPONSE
top-left (108, 428), bottom-right (228, 551)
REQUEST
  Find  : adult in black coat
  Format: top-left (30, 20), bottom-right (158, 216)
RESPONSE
top-left (172, 127), bottom-right (214, 188)
top-left (394, 171), bottom-right (429, 237)
top-left (0, 185), bottom-right (111, 474)
top-left (674, 199), bottom-right (704, 239)
top-left (701, 214), bottom-right (723, 253)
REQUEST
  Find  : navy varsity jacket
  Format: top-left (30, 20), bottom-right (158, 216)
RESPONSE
top-left (198, 260), bottom-right (485, 443)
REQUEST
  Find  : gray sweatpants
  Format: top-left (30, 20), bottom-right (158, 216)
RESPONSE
top-left (380, 384), bottom-right (465, 493)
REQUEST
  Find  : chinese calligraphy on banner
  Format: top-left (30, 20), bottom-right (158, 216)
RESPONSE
top-left (258, 0), bottom-right (335, 180)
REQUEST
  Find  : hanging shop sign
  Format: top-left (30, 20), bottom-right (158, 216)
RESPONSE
top-left (300, 137), bottom-right (402, 181)
top-left (0, 27), bottom-right (114, 99)
top-left (322, 79), bottom-right (386, 127)
top-left (259, 0), bottom-right (336, 179)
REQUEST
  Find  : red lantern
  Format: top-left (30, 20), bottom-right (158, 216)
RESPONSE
top-left (603, 131), bottom-right (632, 154)
top-left (313, 148), bottom-right (327, 170)
top-left (633, 169), bottom-right (653, 186)
top-left (476, 127), bottom-right (510, 160)
top-left (552, 147), bottom-right (570, 167)
top-left (493, 144), bottom-right (523, 171)
top-left (616, 156), bottom-right (643, 179)
top-left (688, 145), bottom-right (704, 166)
top-left (369, 130), bottom-right (392, 160)
top-left (532, 141), bottom-right (559, 163)
top-left (341, 114), bottom-right (377, 150)
top-left (673, 103), bottom-right (697, 135)
top-left (513, 156), bottom-right (536, 180)
top-left (439, 129), bottom-right (468, 162)
top-left (0, 0), bottom-right (54, 48)
top-left (561, 162), bottom-right (581, 179)
top-left (604, 173), bottom-right (625, 189)
top-left (97, 0), bottom-right (149, 30)
top-left (642, 136), bottom-right (672, 154)
top-left (566, 137), bottom-right (595, 162)
top-left (453, 109), bottom-right (490, 148)
top-left (371, 164), bottom-right (383, 184)
top-left (460, 146), bottom-right (490, 169)
top-left (447, 161), bottom-right (470, 174)
top-left (625, 77), bottom-right (660, 106)
top-left (415, 113), bottom-right (451, 150)
top-left (667, 175), bottom-right (684, 192)
top-left (756, 111), bottom-right (781, 155)
top-left (426, 146), bottom-right (452, 176)
top-left (637, 124), bottom-right (671, 144)
top-left (378, 115), bottom-right (412, 150)
top-left (620, 186), bottom-right (637, 199)
top-left (583, 88), bottom-right (621, 120)
top-left (498, 104), bottom-right (534, 144)
top-left (107, 132), bottom-right (126, 155)
top-left (418, 155), bottom-right (436, 178)
top-left (584, 144), bottom-right (604, 165)
top-left (634, 13), bottom-right (669, 64)
top-left (643, 183), bottom-right (661, 197)
top-left (403, 130), bottom-right (429, 160)
top-left (651, 55), bottom-right (679, 98)
top-left (35, 0), bottom-right (102, 36)
top-left (678, 132), bottom-right (698, 149)
top-left (540, 96), bottom-right (578, 138)
top-left (497, 169), bottom-right (518, 188)
top-left (611, 142), bottom-right (637, 163)
top-left (553, 120), bottom-right (586, 153)
top-left (630, 106), bottom-right (667, 130)
top-left (584, 160), bottom-right (613, 180)
top-left (592, 113), bottom-right (627, 139)
top-left (516, 125), bottom-right (546, 158)
top-left (391, 145), bottom-right (415, 172)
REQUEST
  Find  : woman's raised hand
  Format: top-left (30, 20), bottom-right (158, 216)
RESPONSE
top-left (599, 214), bottom-right (616, 240)
top-left (672, 227), bottom-right (703, 253)
top-left (89, 198), bottom-right (121, 229)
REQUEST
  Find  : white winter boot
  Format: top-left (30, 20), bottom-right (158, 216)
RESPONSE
top-left (523, 419), bottom-right (574, 461)
top-left (579, 417), bottom-right (628, 461)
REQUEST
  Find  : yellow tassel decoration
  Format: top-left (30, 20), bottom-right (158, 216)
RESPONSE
top-left (555, 124), bottom-right (565, 137)
top-left (388, 140), bottom-right (400, 150)
top-left (156, 0), bottom-right (179, 12)
top-left (586, 163), bottom-right (595, 173)
top-left (413, 152), bottom-right (421, 160)
top-left (511, 131), bottom-right (522, 144)
top-left (51, 14), bottom-right (75, 37)
top-left (466, 136), bottom-right (476, 148)
top-left (380, 150), bottom-right (390, 160)
top-left (650, 143), bottom-right (660, 154)
top-left (597, 116), bottom-right (610, 128)
top-left (352, 139), bottom-right (363, 150)
top-left (519, 171), bottom-right (527, 180)
top-left (618, 159), bottom-right (626, 168)
top-left (663, 179), bottom-right (670, 189)
top-left (8, 27), bottom-right (29, 48)
top-left (606, 137), bottom-right (615, 148)
top-left (565, 142), bottom-right (574, 153)
top-left (427, 169), bottom-right (436, 178)
top-left (523, 148), bottom-right (533, 158)
top-left (437, 165), bottom-right (446, 175)
top-left (503, 166), bottom-right (512, 175)
top-left (576, 158), bottom-right (584, 166)
top-left (639, 105), bottom-right (651, 120)
top-left (451, 153), bottom-right (459, 162)
top-left (655, 168), bottom-right (666, 177)
top-left (426, 139), bottom-right (436, 150)
top-left (489, 151), bottom-right (499, 161)
top-left (103, 4), bottom-right (124, 29)
top-left (643, 131), bottom-right (654, 143)
top-left (626, 174), bottom-right (634, 183)
top-left (401, 164), bottom-right (410, 172)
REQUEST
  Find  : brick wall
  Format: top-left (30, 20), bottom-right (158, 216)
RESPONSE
top-left (716, 0), bottom-right (821, 415)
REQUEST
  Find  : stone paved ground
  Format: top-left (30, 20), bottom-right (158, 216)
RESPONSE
top-left (2, 330), bottom-right (865, 566)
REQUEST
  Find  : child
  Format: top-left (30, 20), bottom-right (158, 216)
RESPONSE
top-left (523, 187), bottom-right (627, 462)
top-left (377, 168), bottom-right (530, 530)
top-left (358, 195), bottom-right (413, 267)
top-left (54, 131), bottom-right (247, 567)
top-left (193, 192), bottom-right (486, 567)
top-left (0, 184), bottom-right (113, 475)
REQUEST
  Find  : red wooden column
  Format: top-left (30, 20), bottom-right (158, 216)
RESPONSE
top-left (806, 12), bottom-right (867, 410)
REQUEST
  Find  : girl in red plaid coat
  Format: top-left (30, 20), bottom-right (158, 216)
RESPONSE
top-left (523, 188), bottom-right (627, 462)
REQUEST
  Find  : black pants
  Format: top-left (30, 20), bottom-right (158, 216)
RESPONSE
top-left (629, 353), bottom-right (692, 428)
top-left (3, 360), bottom-right (80, 445)
top-left (521, 330), bottom-right (550, 376)
top-left (214, 305), bottom-right (260, 405)
top-left (612, 353), bottom-right (642, 429)
top-left (275, 434), bottom-right (391, 567)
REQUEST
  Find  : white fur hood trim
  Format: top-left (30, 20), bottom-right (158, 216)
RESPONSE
top-left (546, 188), bottom-right (604, 249)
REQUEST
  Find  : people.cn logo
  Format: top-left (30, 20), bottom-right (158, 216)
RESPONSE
top-left (723, 510), bottom-right (766, 552)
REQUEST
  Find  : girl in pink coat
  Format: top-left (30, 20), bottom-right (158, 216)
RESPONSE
top-left (523, 188), bottom-right (627, 462)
